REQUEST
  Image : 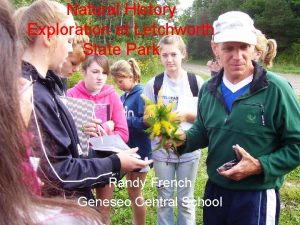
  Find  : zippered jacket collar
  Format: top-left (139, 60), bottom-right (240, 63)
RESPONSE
top-left (125, 83), bottom-right (143, 98)
top-left (207, 61), bottom-right (269, 95)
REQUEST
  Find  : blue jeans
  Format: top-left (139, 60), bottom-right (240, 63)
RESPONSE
top-left (153, 157), bottom-right (200, 225)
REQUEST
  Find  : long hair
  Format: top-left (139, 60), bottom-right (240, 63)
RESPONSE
top-left (111, 58), bottom-right (141, 83)
top-left (0, 1), bottom-right (33, 224)
top-left (0, 1), bottom-right (103, 224)
top-left (17, 0), bottom-right (70, 48)
top-left (255, 31), bottom-right (277, 68)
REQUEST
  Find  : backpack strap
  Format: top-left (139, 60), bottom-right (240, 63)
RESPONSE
top-left (153, 72), bottom-right (164, 103)
top-left (187, 72), bottom-right (199, 97)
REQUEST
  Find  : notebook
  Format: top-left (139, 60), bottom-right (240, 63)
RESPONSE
top-left (60, 96), bottom-right (94, 155)
top-left (89, 134), bottom-right (130, 153)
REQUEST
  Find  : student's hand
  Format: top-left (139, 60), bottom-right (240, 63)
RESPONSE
top-left (117, 148), bottom-right (153, 172)
top-left (103, 120), bottom-right (115, 132)
top-left (175, 111), bottom-right (196, 123)
top-left (82, 119), bottom-right (102, 137)
top-left (174, 111), bottom-right (186, 123)
top-left (218, 144), bottom-right (262, 181)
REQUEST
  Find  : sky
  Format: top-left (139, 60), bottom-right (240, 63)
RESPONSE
top-left (178, 0), bottom-right (194, 11)
top-left (158, 0), bottom-right (194, 11)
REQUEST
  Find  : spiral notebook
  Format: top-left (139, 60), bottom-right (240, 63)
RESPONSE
top-left (60, 96), bottom-right (94, 155)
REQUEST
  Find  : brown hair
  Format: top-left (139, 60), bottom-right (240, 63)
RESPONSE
top-left (17, 0), bottom-right (71, 48)
top-left (255, 31), bottom-right (277, 68)
top-left (70, 21), bottom-right (90, 63)
top-left (0, 1), bottom-right (31, 223)
top-left (13, 6), bottom-right (28, 53)
top-left (111, 58), bottom-right (141, 83)
top-left (82, 55), bottom-right (110, 75)
top-left (158, 35), bottom-right (187, 58)
top-left (0, 0), bottom-right (103, 224)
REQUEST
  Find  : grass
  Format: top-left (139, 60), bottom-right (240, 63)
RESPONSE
top-left (271, 64), bottom-right (300, 75)
top-left (108, 151), bottom-right (300, 224)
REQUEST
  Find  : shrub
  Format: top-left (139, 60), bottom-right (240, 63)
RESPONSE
top-left (67, 71), bottom-right (83, 89)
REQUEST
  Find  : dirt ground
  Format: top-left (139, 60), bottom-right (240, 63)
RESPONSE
top-left (183, 63), bottom-right (300, 96)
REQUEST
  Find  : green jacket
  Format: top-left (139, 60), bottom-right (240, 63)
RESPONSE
top-left (179, 62), bottom-right (300, 190)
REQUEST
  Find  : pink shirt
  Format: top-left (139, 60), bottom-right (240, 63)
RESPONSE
top-left (67, 81), bottom-right (128, 142)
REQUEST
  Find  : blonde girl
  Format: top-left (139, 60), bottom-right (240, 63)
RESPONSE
top-left (143, 35), bottom-right (204, 225)
top-left (111, 58), bottom-right (152, 225)
top-left (18, 0), bottom-right (150, 202)
top-left (253, 30), bottom-right (277, 68)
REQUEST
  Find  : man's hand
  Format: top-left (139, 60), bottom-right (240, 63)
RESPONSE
top-left (117, 148), bottom-right (153, 172)
top-left (163, 129), bottom-right (187, 149)
top-left (218, 144), bottom-right (262, 181)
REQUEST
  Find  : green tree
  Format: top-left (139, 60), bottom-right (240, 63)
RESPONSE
top-left (180, 0), bottom-right (300, 64)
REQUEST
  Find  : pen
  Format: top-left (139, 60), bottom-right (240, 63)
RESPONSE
top-left (97, 125), bottom-right (103, 144)
top-left (97, 123), bottom-right (108, 136)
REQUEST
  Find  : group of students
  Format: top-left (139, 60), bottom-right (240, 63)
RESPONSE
top-left (2, 1), bottom-right (300, 225)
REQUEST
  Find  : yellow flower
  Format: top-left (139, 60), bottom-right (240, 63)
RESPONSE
top-left (157, 90), bottom-right (163, 106)
top-left (167, 112), bottom-right (178, 122)
top-left (165, 101), bottom-right (176, 113)
top-left (153, 122), bottom-right (161, 136)
top-left (140, 94), bottom-right (153, 106)
top-left (161, 120), bottom-right (175, 136)
top-left (142, 91), bottom-right (181, 154)
top-left (145, 105), bottom-right (156, 117)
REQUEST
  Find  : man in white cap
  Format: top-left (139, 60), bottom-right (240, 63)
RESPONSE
top-left (175, 11), bottom-right (300, 225)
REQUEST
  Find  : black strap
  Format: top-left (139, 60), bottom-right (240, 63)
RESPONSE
top-left (187, 72), bottom-right (199, 97)
top-left (153, 72), bottom-right (164, 102)
top-left (154, 72), bottom-right (199, 102)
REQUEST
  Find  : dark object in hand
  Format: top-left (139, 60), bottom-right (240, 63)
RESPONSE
top-left (217, 159), bottom-right (239, 172)
top-left (217, 145), bottom-right (241, 172)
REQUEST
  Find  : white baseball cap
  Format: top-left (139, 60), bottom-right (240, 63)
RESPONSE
top-left (213, 11), bottom-right (257, 45)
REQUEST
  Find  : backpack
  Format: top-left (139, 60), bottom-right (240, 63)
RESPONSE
top-left (153, 72), bottom-right (199, 102)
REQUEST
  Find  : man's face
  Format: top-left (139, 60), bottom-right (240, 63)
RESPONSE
top-left (212, 42), bottom-right (255, 80)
